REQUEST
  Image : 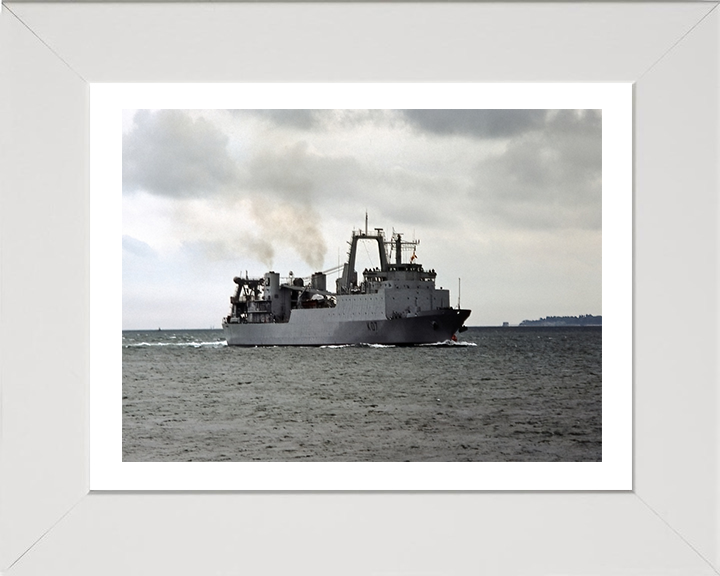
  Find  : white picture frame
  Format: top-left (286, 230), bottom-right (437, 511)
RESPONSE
top-left (1, 2), bottom-right (718, 574)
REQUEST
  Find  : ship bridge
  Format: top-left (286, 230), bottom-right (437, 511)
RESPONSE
top-left (336, 220), bottom-right (431, 295)
top-left (361, 263), bottom-right (436, 291)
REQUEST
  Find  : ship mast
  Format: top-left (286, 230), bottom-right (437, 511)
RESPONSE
top-left (386, 230), bottom-right (419, 265)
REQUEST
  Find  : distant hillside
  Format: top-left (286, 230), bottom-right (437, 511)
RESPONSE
top-left (519, 314), bottom-right (602, 327)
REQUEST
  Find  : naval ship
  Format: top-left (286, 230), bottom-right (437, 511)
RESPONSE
top-left (222, 222), bottom-right (471, 346)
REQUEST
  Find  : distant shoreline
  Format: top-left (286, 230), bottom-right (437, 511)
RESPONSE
top-left (482, 324), bottom-right (601, 329)
top-left (518, 315), bottom-right (601, 327)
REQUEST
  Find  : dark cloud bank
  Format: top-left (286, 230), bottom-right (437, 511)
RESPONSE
top-left (123, 108), bottom-right (601, 268)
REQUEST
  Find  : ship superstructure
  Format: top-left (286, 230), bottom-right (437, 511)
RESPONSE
top-left (222, 223), bottom-right (470, 346)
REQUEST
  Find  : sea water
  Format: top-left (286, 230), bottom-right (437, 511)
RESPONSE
top-left (122, 327), bottom-right (601, 462)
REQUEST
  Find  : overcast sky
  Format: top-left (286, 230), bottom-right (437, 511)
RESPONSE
top-left (122, 108), bottom-right (601, 329)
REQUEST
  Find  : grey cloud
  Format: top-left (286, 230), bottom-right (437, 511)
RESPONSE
top-left (123, 110), bottom-right (239, 197)
top-left (246, 141), bottom-right (459, 231)
top-left (248, 110), bottom-right (322, 130)
top-left (471, 110), bottom-right (601, 230)
top-left (364, 167), bottom-right (460, 229)
top-left (123, 110), bottom-right (330, 269)
top-left (326, 110), bottom-right (400, 130)
top-left (402, 110), bottom-right (548, 139)
top-left (125, 108), bottom-right (599, 272)
top-left (246, 133), bottom-right (467, 233)
top-left (246, 140), bottom-right (362, 202)
top-left (548, 108), bottom-right (601, 135)
top-left (245, 109), bottom-right (398, 133)
top-left (246, 141), bottom-right (317, 199)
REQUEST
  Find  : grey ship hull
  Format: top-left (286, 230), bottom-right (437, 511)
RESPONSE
top-left (224, 307), bottom-right (470, 346)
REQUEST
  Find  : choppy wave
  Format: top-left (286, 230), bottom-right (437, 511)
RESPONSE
top-left (125, 341), bottom-right (227, 348)
top-left (420, 339), bottom-right (477, 347)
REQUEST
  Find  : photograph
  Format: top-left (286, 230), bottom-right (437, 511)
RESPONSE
top-left (7, 2), bottom-right (716, 573)
top-left (122, 108), bottom-right (602, 463)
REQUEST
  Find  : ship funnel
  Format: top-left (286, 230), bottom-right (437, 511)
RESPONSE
top-left (311, 272), bottom-right (327, 292)
top-left (264, 271), bottom-right (280, 299)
